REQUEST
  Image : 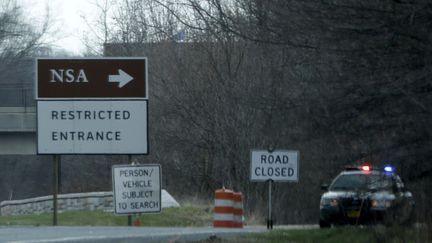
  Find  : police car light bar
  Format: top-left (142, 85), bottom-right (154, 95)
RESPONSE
top-left (344, 164), bottom-right (372, 171)
top-left (345, 164), bottom-right (395, 173)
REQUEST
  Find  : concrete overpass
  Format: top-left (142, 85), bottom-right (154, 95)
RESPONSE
top-left (0, 67), bottom-right (37, 154)
top-left (0, 106), bottom-right (36, 154)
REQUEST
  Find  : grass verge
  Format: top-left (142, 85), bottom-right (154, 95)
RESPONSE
top-left (205, 228), bottom-right (372, 243)
top-left (197, 225), bottom-right (431, 243)
top-left (1, 207), bottom-right (429, 242)
top-left (0, 205), bottom-right (212, 227)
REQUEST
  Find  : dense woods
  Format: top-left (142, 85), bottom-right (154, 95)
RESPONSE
top-left (101, 0), bottom-right (432, 224)
top-left (0, 0), bottom-right (431, 226)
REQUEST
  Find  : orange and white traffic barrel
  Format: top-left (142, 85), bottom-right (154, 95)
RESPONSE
top-left (233, 192), bottom-right (244, 228)
top-left (213, 188), bottom-right (234, 227)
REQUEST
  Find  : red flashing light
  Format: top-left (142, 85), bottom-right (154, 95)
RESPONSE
top-left (361, 165), bottom-right (371, 172)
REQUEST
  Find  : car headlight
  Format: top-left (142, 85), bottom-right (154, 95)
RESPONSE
top-left (320, 198), bottom-right (338, 208)
top-left (371, 199), bottom-right (392, 209)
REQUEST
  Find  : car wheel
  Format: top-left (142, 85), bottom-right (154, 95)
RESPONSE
top-left (400, 203), bottom-right (415, 226)
top-left (319, 219), bottom-right (331, 228)
top-left (383, 207), bottom-right (397, 226)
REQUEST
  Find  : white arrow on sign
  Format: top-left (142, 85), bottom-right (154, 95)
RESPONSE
top-left (109, 69), bottom-right (133, 88)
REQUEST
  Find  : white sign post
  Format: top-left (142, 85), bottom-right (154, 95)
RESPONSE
top-left (250, 149), bottom-right (299, 229)
top-left (112, 164), bottom-right (161, 215)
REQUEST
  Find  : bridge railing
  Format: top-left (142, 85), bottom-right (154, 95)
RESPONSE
top-left (0, 86), bottom-right (35, 107)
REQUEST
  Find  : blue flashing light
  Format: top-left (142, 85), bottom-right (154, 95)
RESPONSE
top-left (384, 165), bottom-right (394, 173)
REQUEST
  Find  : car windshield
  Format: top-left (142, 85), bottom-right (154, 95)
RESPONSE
top-left (330, 173), bottom-right (393, 191)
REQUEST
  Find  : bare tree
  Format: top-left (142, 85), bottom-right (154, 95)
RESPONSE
top-left (0, 0), bottom-right (50, 84)
top-left (96, 0), bottom-right (432, 225)
top-left (0, 0), bottom-right (49, 63)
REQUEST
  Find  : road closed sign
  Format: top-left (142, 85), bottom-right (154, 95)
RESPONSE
top-left (250, 150), bottom-right (299, 182)
top-left (112, 164), bottom-right (161, 214)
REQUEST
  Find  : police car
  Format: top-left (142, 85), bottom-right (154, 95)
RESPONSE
top-left (319, 165), bottom-right (415, 227)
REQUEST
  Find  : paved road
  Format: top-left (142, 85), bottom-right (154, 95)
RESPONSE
top-left (0, 226), bottom-right (269, 243)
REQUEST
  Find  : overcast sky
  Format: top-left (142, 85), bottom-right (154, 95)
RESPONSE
top-left (20, 0), bottom-right (95, 55)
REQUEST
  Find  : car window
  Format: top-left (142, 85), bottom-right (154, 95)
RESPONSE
top-left (330, 174), bottom-right (393, 191)
top-left (330, 174), bottom-right (368, 190)
top-left (368, 174), bottom-right (393, 190)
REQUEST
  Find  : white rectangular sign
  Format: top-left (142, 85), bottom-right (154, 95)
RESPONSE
top-left (37, 100), bottom-right (148, 154)
top-left (112, 164), bottom-right (161, 214)
top-left (250, 150), bottom-right (299, 182)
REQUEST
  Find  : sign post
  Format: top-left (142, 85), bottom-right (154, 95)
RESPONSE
top-left (127, 155), bottom-right (132, 226)
top-left (250, 149), bottom-right (299, 229)
top-left (267, 179), bottom-right (273, 229)
top-left (52, 154), bottom-right (60, 226)
top-left (35, 58), bottom-right (148, 225)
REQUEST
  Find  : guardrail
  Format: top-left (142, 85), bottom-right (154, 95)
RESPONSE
top-left (0, 190), bottom-right (180, 216)
top-left (0, 192), bottom-right (113, 216)
top-left (0, 106), bottom-right (36, 132)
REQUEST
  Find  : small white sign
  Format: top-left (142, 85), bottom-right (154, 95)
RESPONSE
top-left (112, 164), bottom-right (161, 214)
top-left (250, 150), bottom-right (299, 182)
top-left (37, 100), bottom-right (148, 154)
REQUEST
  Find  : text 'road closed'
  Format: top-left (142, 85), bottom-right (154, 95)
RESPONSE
top-left (251, 150), bottom-right (299, 182)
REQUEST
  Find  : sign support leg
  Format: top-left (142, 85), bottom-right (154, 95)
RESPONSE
top-left (53, 154), bottom-right (60, 226)
top-left (127, 154), bottom-right (132, 226)
top-left (267, 179), bottom-right (273, 230)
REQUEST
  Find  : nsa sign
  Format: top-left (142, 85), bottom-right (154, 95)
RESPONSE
top-left (36, 58), bottom-right (148, 154)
